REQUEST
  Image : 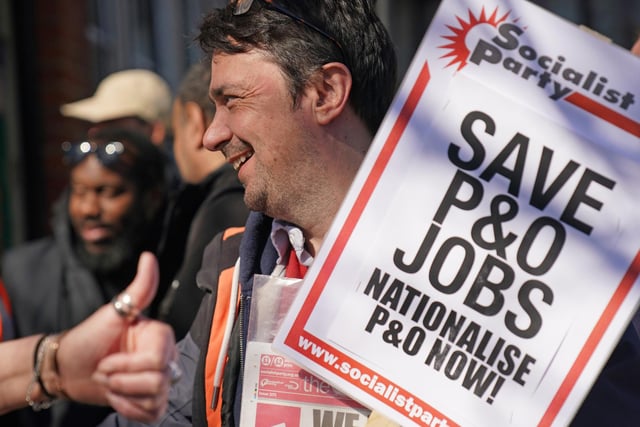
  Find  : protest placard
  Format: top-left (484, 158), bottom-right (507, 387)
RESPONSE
top-left (273, 0), bottom-right (640, 426)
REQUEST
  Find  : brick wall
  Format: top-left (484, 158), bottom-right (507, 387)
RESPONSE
top-left (30, 0), bottom-right (93, 236)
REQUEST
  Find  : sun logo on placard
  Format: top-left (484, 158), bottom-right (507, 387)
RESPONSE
top-left (439, 7), bottom-right (514, 71)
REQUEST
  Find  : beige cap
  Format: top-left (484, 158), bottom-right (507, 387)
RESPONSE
top-left (60, 69), bottom-right (172, 124)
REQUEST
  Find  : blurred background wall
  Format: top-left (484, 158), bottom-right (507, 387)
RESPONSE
top-left (0, 0), bottom-right (638, 257)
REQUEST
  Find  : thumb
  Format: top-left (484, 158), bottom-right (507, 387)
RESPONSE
top-left (122, 251), bottom-right (159, 312)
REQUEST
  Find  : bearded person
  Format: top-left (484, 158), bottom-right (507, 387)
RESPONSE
top-left (0, 127), bottom-right (167, 427)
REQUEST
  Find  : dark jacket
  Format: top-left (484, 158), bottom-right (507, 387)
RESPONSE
top-left (102, 211), bottom-right (640, 427)
top-left (156, 163), bottom-right (249, 340)
top-left (1, 190), bottom-right (164, 427)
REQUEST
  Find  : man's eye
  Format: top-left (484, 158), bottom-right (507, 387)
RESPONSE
top-left (224, 95), bottom-right (239, 105)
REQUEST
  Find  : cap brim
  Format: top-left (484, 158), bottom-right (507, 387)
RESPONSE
top-left (60, 96), bottom-right (144, 123)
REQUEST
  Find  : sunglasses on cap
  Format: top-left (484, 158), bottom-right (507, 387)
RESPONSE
top-left (231, 0), bottom-right (346, 63)
top-left (61, 140), bottom-right (125, 166)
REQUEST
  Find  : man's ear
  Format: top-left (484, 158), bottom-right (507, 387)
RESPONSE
top-left (150, 121), bottom-right (167, 146)
top-left (183, 101), bottom-right (207, 148)
top-left (311, 62), bottom-right (352, 125)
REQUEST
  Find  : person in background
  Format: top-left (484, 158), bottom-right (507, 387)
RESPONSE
top-left (60, 69), bottom-right (181, 189)
top-left (1, 127), bottom-right (168, 427)
top-left (60, 69), bottom-right (172, 147)
top-left (0, 252), bottom-right (177, 423)
top-left (155, 61), bottom-right (249, 340)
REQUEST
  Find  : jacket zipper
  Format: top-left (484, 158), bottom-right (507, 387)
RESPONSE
top-left (238, 293), bottom-right (247, 396)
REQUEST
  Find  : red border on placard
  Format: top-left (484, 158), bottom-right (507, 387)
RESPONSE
top-left (564, 92), bottom-right (640, 138)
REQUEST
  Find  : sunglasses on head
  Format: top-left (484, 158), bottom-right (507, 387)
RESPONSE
top-left (61, 140), bottom-right (125, 166)
top-left (231, 0), bottom-right (346, 63)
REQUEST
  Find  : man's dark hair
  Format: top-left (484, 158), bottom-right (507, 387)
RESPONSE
top-left (197, 0), bottom-right (397, 135)
top-left (176, 61), bottom-right (216, 122)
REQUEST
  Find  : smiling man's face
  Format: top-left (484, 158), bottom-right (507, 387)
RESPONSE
top-left (203, 50), bottom-right (327, 222)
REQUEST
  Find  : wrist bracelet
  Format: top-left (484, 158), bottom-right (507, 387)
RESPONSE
top-left (37, 342), bottom-right (58, 400)
top-left (48, 333), bottom-right (69, 399)
top-left (26, 334), bottom-right (56, 411)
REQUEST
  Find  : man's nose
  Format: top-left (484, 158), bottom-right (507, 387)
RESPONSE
top-left (203, 109), bottom-right (233, 153)
top-left (78, 192), bottom-right (101, 217)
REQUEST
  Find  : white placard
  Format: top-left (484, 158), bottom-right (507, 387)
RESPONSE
top-left (273, 0), bottom-right (640, 426)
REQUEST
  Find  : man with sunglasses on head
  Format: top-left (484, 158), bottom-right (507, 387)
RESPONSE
top-left (101, 1), bottom-right (396, 426)
top-left (1, 128), bottom-right (168, 427)
top-left (100, 1), bottom-right (640, 427)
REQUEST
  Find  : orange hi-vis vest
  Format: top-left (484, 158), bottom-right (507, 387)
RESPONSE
top-left (202, 227), bottom-right (309, 426)
top-left (204, 227), bottom-right (244, 426)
